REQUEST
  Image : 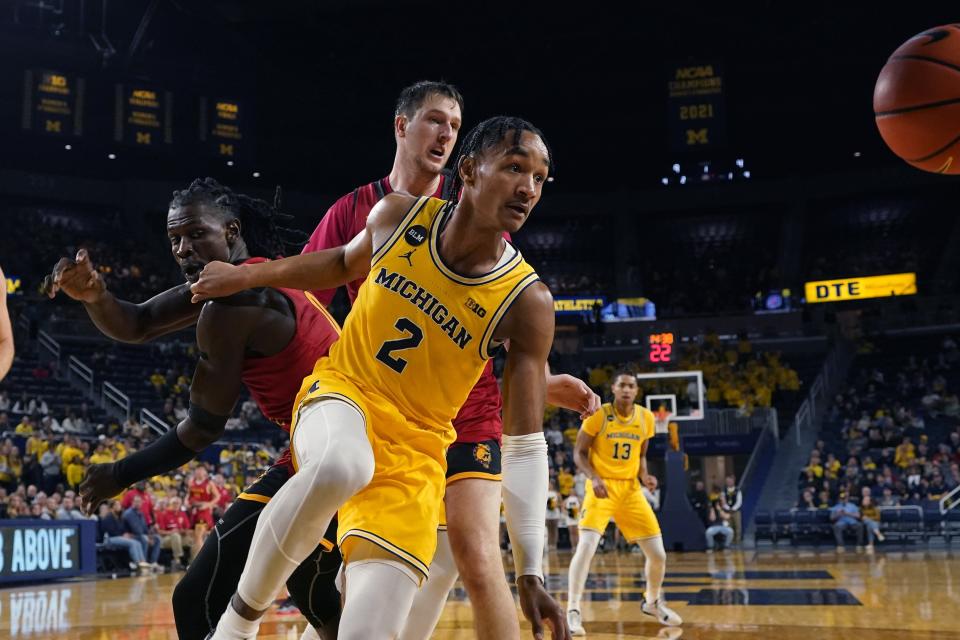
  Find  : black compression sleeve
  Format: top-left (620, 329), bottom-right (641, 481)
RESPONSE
top-left (112, 426), bottom-right (197, 488)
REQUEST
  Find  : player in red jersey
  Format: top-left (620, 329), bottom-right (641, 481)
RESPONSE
top-left (303, 80), bottom-right (599, 640)
top-left (187, 464), bottom-right (220, 528)
top-left (45, 178), bottom-right (342, 640)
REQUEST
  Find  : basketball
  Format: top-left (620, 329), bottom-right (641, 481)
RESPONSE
top-left (874, 24), bottom-right (960, 174)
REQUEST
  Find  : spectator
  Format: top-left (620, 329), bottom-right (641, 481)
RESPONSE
top-left (797, 488), bottom-right (817, 510)
top-left (56, 494), bottom-right (86, 520)
top-left (688, 480), bottom-right (710, 526)
top-left (155, 496), bottom-right (192, 569)
top-left (0, 391), bottom-right (9, 412)
top-left (98, 501), bottom-right (151, 572)
top-left (121, 482), bottom-right (156, 526)
top-left (546, 480), bottom-right (561, 550)
top-left (563, 492), bottom-right (581, 549)
top-left (859, 495), bottom-right (885, 551)
top-left (122, 495), bottom-right (161, 568)
top-left (62, 410), bottom-right (86, 434)
top-left (719, 475), bottom-right (743, 542)
top-left (705, 504), bottom-right (734, 552)
top-left (642, 475), bottom-right (660, 511)
top-left (14, 415), bottom-right (35, 435)
top-left (830, 494), bottom-right (865, 552)
top-left (895, 436), bottom-right (916, 469)
top-left (12, 392), bottom-right (33, 414)
top-left (39, 446), bottom-right (61, 494)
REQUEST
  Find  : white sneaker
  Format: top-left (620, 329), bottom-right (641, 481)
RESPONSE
top-left (641, 597), bottom-right (683, 626)
top-left (567, 609), bottom-right (586, 636)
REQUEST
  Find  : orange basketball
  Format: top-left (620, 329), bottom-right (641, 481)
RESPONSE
top-left (874, 24), bottom-right (960, 174)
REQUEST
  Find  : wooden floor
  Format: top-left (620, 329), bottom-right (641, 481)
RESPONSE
top-left (2, 548), bottom-right (960, 639)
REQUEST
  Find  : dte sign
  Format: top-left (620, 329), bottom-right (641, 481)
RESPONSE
top-left (815, 281), bottom-right (859, 300)
top-left (804, 273), bottom-right (917, 304)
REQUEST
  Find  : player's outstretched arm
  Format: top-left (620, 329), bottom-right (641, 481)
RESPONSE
top-left (79, 299), bottom-right (249, 514)
top-left (499, 283), bottom-right (571, 640)
top-left (545, 364), bottom-right (601, 419)
top-left (43, 249), bottom-right (199, 343)
top-left (0, 266), bottom-right (13, 382)
top-left (190, 193), bottom-right (415, 302)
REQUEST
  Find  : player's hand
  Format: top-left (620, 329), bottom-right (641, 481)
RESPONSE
top-left (190, 261), bottom-right (248, 302)
top-left (547, 374), bottom-right (602, 420)
top-left (42, 249), bottom-right (106, 303)
top-left (517, 575), bottom-right (571, 640)
top-left (591, 476), bottom-right (609, 499)
top-left (79, 462), bottom-right (124, 515)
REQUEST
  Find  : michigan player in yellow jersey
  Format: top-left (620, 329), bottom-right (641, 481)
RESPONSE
top-left (191, 117), bottom-right (571, 640)
top-left (565, 371), bottom-right (682, 635)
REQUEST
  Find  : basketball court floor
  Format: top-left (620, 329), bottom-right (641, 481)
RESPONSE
top-left (2, 548), bottom-right (958, 639)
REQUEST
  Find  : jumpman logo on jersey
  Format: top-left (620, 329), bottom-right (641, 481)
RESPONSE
top-left (399, 249), bottom-right (416, 266)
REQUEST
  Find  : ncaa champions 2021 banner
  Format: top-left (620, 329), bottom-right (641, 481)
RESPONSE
top-left (0, 520), bottom-right (97, 584)
top-left (667, 62), bottom-right (726, 153)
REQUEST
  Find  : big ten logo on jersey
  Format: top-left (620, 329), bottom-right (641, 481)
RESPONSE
top-left (404, 225), bottom-right (428, 247)
top-left (465, 297), bottom-right (487, 318)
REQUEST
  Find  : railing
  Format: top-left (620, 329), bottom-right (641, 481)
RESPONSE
top-left (686, 407), bottom-right (777, 436)
top-left (101, 381), bottom-right (131, 420)
top-left (737, 419), bottom-right (778, 528)
top-left (37, 330), bottom-right (61, 368)
top-left (139, 408), bottom-right (168, 436)
top-left (67, 356), bottom-right (94, 395)
top-left (940, 484), bottom-right (960, 515)
top-left (793, 399), bottom-right (811, 446)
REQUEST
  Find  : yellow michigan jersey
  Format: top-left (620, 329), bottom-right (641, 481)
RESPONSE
top-left (578, 402), bottom-right (661, 541)
top-left (292, 195), bottom-right (539, 578)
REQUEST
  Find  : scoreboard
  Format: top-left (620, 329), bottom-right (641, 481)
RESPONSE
top-left (21, 70), bottom-right (84, 137)
top-left (647, 331), bottom-right (677, 364)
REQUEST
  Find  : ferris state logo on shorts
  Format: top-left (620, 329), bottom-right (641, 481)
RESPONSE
top-left (473, 443), bottom-right (492, 469)
top-left (405, 225), bottom-right (428, 246)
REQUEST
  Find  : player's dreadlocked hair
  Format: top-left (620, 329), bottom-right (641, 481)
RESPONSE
top-left (169, 177), bottom-right (306, 258)
top-left (450, 116), bottom-right (553, 201)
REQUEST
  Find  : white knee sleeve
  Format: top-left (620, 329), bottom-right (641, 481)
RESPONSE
top-left (236, 399), bottom-right (374, 612)
top-left (339, 559), bottom-right (419, 640)
top-left (637, 535), bottom-right (666, 602)
top-left (397, 530), bottom-right (459, 640)
top-left (566, 529), bottom-right (601, 612)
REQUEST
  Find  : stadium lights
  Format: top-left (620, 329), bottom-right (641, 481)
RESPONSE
top-left (661, 177), bottom-right (669, 185)
top-left (679, 175), bottom-right (687, 185)
top-left (672, 163), bottom-right (681, 174)
top-left (853, 151), bottom-right (862, 157)
top-left (703, 164), bottom-right (709, 173)
top-left (735, 158), bottom-right (744, 168)
top-left (227, 160), bottom-right (234, 167)
top-left (64, 144), bottom-right (71, 151)
top-left (107, 153), bottom-right (116, 160)
top-left (743, 170), bottom-right (751, 178)
top-left (252, 171), bottom-right (261, 178)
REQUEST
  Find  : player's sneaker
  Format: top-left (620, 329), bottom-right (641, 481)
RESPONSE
top-left (641, 596), bottom-right (683, 626)
top-left (567, 609), bottom-right (586, 636)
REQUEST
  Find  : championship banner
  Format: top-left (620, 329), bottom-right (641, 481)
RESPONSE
top-left (667, 62), bottom-right (725, 153)
top-left (0, 520), bottom-right (97, 584)
top-left (804, 272), bottom-right (917, 304)
top-left (199, 96), bottom-right (247, 160)
top-left (22, 70), bottom-right (85, 137)
top-left (114, 83), bottom-right (174, 147)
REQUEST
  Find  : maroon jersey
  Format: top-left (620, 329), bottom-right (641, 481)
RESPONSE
top-left (302, 174), bottom-right (509, 444)
top-left (239, 257), bottom-right (341, 471)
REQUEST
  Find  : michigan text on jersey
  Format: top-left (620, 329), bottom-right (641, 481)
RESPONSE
top-left (374, 268), bottom-right (473, 349)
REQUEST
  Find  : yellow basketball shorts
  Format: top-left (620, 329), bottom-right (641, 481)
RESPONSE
top-left (578, 478), bottom-right (661, 542)
top-left (291, 368), bottom-right (454, 581)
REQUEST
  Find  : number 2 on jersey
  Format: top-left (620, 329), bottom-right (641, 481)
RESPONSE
top-left (612, 442), bottom-right (632, 460)
top-left (375, 317), bottom-right (424, 374)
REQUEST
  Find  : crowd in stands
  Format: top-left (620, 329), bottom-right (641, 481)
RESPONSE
top-left (583, 335), bottom-right (801, 417)
top-left (0, 422), bottom-right (277, 572)
top-left (792, 335), bottom-right (960, 550)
